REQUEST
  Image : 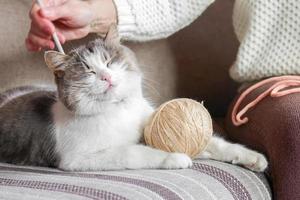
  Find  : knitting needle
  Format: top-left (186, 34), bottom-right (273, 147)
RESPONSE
top-left (36, 0), bottom-right (65, 54)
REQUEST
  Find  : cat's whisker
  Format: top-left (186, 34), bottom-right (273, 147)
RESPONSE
top-left (142, 82), bottom-right (161, 97)
top-left (142, 77), bottom-right (160, 85)
top-left (141, 77), bottom-right (161, 97)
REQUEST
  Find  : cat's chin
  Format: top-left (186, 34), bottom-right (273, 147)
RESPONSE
top-left (102, 87), bottom-right (115, 96)
top-left (91, 84), bottom-right (117, 97)
top-left (72, 96), bottom-right (127, 116)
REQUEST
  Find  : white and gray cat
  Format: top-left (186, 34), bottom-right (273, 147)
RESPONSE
top-left (0, 26), bottom-right (267, 172)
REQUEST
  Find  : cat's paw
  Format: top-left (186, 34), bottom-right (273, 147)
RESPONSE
top-left (161, 153), bottom-right (193, 169)
top-left (232, 150), bottom-right (268, 172)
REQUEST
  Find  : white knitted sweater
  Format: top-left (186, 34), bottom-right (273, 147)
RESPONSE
top-left (231, 0), bottom-right (300, 82)
top-left (113, 0), bottom-right (300, 82)
top-left (114, 0), bottom-right (214, 41)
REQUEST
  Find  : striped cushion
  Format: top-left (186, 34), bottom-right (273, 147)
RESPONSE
top-left (0, 159), bottom-right (271, 200)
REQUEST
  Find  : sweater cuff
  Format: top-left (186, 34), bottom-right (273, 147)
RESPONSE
top-left (113, 0), bottom-right (137, 38)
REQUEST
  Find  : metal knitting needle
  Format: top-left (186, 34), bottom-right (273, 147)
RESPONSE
top-left (36, 0), bottom-right (65, 54)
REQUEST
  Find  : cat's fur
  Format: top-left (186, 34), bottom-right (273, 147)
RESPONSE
top-left (0, 26), bottom-right (267, 172)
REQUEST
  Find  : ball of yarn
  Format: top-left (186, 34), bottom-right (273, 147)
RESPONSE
top-left (144, 98), bottom-right (213, 158)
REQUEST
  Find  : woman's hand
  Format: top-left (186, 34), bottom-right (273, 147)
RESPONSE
top-left (26, 0), bottom-right (117, 51)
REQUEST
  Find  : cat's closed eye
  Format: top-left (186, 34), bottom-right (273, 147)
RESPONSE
top-left (106, 61), bottom-right (112, 68)
top-left (80, 60), bottom-right (96, 74)
top-left (81, 60), bottom-right (91, 69)
top-left (106, 55), bottom-right (117, 68)
top-left (87, 46), bottom-right (94, 53)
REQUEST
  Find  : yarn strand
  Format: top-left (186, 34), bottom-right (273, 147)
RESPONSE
top-left (232, 75), bottom-right (300, 126)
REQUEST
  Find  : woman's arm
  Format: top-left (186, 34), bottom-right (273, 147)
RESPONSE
top-left (114, 0), bottom-right (215, 41)
top-left (26, 0), bottom-right (214, 51)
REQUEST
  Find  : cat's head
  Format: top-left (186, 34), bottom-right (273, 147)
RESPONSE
top-left (44, 25), bottom-right (142, 115)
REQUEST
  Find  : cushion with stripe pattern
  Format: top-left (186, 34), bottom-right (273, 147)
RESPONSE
top-left (0, 159), bottom-right (271, 200)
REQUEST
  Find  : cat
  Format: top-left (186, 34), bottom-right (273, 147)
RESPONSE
top-left (0, 26), bottom-right (267, 172)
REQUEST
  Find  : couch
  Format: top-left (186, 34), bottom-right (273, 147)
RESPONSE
top-left (0, 0), bottom-right (272, 199)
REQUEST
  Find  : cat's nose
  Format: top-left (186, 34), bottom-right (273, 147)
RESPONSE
top-left (101, 74), bottom-right (112, 85)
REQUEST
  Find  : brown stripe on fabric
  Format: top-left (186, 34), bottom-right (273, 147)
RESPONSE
top-left (0, 166), bottom-right (182, 200)
top-left (192, 163), bottom-right (252, 200)
top-left (0, 178), bottom-right (127, 200)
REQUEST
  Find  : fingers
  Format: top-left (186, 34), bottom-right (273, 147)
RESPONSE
top-left (55, 26), bottom-right (89, 41)
top-left (55, 31), bottom-right (66, 43)
top-left (26, 33), bottom-right (55, 51)
top-left (27, 0), bottom-right (86, 51)
top-left (25, 38), bottom-right (41, 52)
top-left (30, 4), bottom-right (55, 35)
top-left (26, 28), bottom-right (66, 51)
top-left (39, 3), bottom-right (69, 21)
top-left (27, 1), bottom-right (65, 51)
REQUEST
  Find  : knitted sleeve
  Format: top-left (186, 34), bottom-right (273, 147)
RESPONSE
top-left (230, 0), bottom-right (300, 82)
top-left (113, 0), bottom-right (215, 41)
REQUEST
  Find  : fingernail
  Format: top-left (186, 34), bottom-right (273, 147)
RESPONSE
top-left (49, 43), bottom-right (55, 49)
top-left (61, 37), bottom-right (66, 44)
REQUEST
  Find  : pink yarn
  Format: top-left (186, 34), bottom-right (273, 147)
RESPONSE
top-left (232, 75), bottom-right (300, 126)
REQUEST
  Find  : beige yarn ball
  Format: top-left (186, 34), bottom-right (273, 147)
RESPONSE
top-left (144, 98), bottom-right (213, 158)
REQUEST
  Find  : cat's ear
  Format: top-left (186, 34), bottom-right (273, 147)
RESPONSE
top-left (104, 24), bottom-right (120, 46)
top-left (44, 51), bottom-right (70, 76)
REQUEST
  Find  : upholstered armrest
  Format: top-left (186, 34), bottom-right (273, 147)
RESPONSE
top-left (225, 84), bottom-right (300, 200)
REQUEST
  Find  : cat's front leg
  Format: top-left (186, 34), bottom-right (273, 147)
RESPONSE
top-left (59, 145), bottom-right (192, 171)
top-left (198, 136), bottom-right (268, 172)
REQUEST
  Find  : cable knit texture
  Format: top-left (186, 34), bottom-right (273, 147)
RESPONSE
top-left (230, 0), bottom-right (300, 82)
top-left (114, 0), bottom-right (215, 41)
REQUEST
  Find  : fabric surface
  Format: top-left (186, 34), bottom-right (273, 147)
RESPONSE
top-left (114, 0), bottom-right (215, 41)
top-left (225, 82), bottom-right (300, 200)
top-left (230, 0), bottom-right (300, 82)
top-left (0, 159), bottom-right (271, 200)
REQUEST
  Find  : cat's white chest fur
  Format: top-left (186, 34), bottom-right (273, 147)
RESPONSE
top-left (52, 99), bottom-right (153, 163)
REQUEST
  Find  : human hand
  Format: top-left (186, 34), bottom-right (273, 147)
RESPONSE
top-left (26, 0), bottom-right (117, 51)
